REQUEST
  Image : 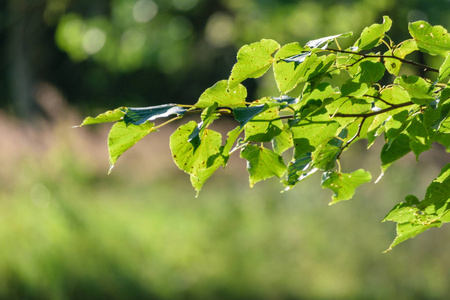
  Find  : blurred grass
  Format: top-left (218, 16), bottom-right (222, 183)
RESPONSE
top-left (1, 108), bottom-right (450, 299)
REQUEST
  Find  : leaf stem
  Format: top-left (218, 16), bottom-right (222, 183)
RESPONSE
top-left (154, 116), bottom-right (183, 130)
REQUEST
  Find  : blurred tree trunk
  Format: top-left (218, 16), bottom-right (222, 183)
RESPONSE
top-left (7, 0), bottom-right (46, 120)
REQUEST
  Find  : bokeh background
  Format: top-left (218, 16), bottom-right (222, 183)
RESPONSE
top-left (2, 0), bottom-right (450, 299)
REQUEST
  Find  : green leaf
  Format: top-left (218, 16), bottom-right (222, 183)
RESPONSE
top-left (78, 107), bottom-right (125, 126)
top-left (274, 50), bottom-right (336, 94)
top-left (290, 120), bottom-right (340, 157)
top-left (419, 163), bottom-right (450, 214)
top-left (200, 103), bottom-right (220, 127)
top-left (408, 21), bottom-right (450, 56)
top-left (244, 105), bottom-right (283, 143)
top-left (273, 42), bottom-right (312, 93)
top-left (321, 169), bottom-right (372, 204)
top-left (395, 75), bottom-right (434, 105)
top-left (380, 85), bottom-right (412, 105)
top-left (312, 128), bottom-right (348, 171)
top-left (195, 80), bottom-right (247, 109)
top-left (240, 145), bottom-right (286, 187)
top-left (438, 53), bottom-right (450, 82)
top-left (384, 40), bottom-right (418, 75)
top-left (284, 152), bottom-right (317, 190)
top-left (341, 61), bottom-right (385, 97)
top-left (366, 86), bottom-right (413, 145)
top-left (188, 103), bottom-right (220, 149)
top-left (170, 121), bottom-right (223, 193)
top-left (353, 16), bottom-right (392, 51)
top-left (272, 124), bottom-right (294, 155)
top-left (384, 109), bottom-right (410, 141)
top-left (406, 116), bottom-right (432, 158)
top-left (442, 89), bottom-right (450, 105)
top-left (221, 126), bottom-right (244, 164)
top-left (326, 96), bottom-right (372, 119)
top-left (385, 221), bottom-right (443, 252)
top-left (380, 133), bottom-right (411, 175)
top-left (384, 164), bottom-right (450, 251)
top-left (108, 121), bottom-right (156, 172)
top-left (301, 82), bottom-right (336, 103)
top-left (124, 104), bottom-right (186, 125)
top-left (233, 104), bottom-right (267, 127)
top-left (341, 81), bottom-right (369, 97)
top-left (228, 39), bottom-right (280, 90)
top-left (358, 61), bottom-right (386, 84)
top-left (312, 142), bottom-right (341, 171)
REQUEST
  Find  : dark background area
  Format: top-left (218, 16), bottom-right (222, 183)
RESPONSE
top-left (2, 0), bottom-right (450, 118)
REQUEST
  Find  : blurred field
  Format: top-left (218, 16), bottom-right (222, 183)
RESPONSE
top-left (1, 100), bottom-right (450, 300)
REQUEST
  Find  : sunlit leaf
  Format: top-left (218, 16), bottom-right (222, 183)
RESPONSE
top-left (341, 81), bottom-right (369, 97)
top-left (380, 133), bottom-right (411, 175)
top-left (408, 21), bottom-right (450, 56)
top-left (438, 53), bottom-right (450, 82)
top-left (358, 61), bottom-right (386, 84)
top-left (228, 39), bottom-right (280, 89)
top-left (272, 124), bottom-right (294, 155)
top-left (240, 145), bottom-right (286, 187)
top-left (384, 164), bottom-right (450, 251)
top-left (353, 16), bottom-right (392, 50)
top-left (290, 120), bottom-right (340, 157)
top-left (108, 121), bottom-right (156, 172)
top-left (244, 105), bottom-right (283, 142)
top-left (78, 107), bottom-right (125, 126)
top-left (273, 42), bottom-right (311, 93)
top-left (170, 121), bottom-right (223, 193)
top-left (384, 220), bottom-right (443, 252)
top-left (312, 128), bottom-right (347, 171)
top-left (384, 40), bottom-right (418, 75)
top-left (384, 109), bottom-right (410, 140)
top-left (395, 75), bottom-right (434, 105)
top-left (322, 169), bottom-right (372, 204)
top-left (222, 126), bottom-right (244, 165)
top-left (196, 80), bottom-right (247, 109)
top-left (406, 116), bottom-right (432, 158)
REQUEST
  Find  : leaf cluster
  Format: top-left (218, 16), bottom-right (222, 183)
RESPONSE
top-left (78, 16), bottom-right (450, 250)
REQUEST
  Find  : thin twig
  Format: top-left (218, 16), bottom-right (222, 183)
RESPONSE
top-left (327, 48), bottom-right (439, 73)
top-left (336, 117), bottom-right (367, 159)
top-left (334, 101), bottom-right (413, 118)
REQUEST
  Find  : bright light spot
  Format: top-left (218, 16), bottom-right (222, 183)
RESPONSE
top-left (82, 27), bottom-right (106, 54)
top-left (121, 28), bottom-right (146, 50)
top-left (205, 13), bottom-right (234, 48)
top-left (30, 184), bottom-right (51, 208)
top-left (172, 0), bottom-right (198, 11)
top-left (133, 0), bottom-right (158, 23)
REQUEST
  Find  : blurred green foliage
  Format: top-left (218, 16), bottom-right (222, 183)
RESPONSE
top-left (1, 128), bottom-right (450, 299)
